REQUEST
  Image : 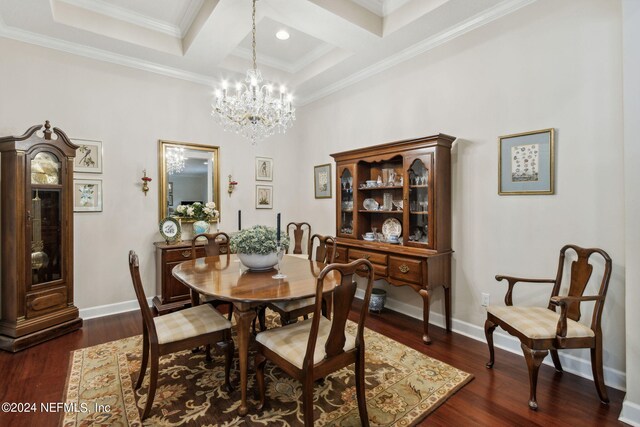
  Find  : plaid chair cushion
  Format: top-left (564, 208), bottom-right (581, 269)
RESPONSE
top-left (271, 297), bottom-right (316, 312)
top-left (288, 254), bottom-right (309, 260)
top-left (256, 317), bottom-right (356, 369)
top-left (488, 306), bottom-right (595, 339)
top-left (154, 304), bottom-right (231, 344)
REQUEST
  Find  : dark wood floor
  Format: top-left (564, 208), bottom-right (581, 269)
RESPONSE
top-left (0, 302), bottom-right (626, 427)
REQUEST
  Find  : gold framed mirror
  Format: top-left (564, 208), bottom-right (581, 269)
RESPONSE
top-left (158, 140), bottom-right (220, 222)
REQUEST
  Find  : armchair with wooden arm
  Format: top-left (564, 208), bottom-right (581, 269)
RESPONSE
top-left (485, 245), bottom-right (612, 410)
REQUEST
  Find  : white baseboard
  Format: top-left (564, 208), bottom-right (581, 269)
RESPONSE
top-left (355, 289), bottom-right (626, 392)
top-left (79, 297), bottom-right (152, 320)
top-left (620, 399), bottom-right (640, 426)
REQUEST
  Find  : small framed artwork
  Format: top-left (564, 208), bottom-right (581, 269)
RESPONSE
top-left (74, 179), bottom-right (103, 212)
top-left (73, 139), bottom-right (103, 173)
top-left (256, 185), bottom-right (273, 209)
top-left (255, 157), bottom-right (273, 181)
top-left (314, 163), bottom-right (332, 199)
top-left (499, 128), bottom-right (555, 195)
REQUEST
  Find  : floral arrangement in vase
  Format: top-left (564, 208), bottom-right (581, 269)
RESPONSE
top-left (230, 225), bottom-right (290, 270)
top-left (174, 202), bottom-right (219, 235)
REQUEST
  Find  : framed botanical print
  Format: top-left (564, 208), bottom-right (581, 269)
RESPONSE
top-left (74, 179), bottom-right (103, 212)
top-left (314, 163), bottom-right (332, 199)
top-left (255, 157), bottom-right (273, 181)
top-left (73, 139), bottom-right (103, 173)
top-left (499, 128), bottom-right (555, 195)
top-left (256, 185), bottom-right (273, 209)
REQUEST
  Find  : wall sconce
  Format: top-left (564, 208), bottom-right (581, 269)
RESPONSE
top-left (141, 169), bottom-right (152, 196)
top-left (228, 174), bottom-right (238, 195)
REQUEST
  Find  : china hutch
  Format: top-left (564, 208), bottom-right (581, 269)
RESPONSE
top-left (0, 121), bottom-right (82, 352)
top-left (330, 134), bottom-right (454, 344)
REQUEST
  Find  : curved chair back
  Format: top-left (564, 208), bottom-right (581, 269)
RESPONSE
top-left (191, 232), bottom-right (230, 258)
top-left (287, 222), bottom-right (311, 254)
top-left (128, 250), bottom-right (158, 343)
top-left (550, 244), bottom-right (612, 325)
top-left (303, 259), bottom-right (374, 369)
top-left (308, 234), bottom-right (337, 263)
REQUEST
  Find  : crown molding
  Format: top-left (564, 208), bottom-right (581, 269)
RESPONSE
top-left (178, 0), bottom-right (205, 37)
top-left (57, 0), bottom-right (183, 37)
top-left (0, 18), bottom-right (214, 86)
top-left (232, 43), bottom-right (335, 74)
top-left (296, 0), bottom-right (537, 105)
top-left (1, 0), bottom-right (537, 108)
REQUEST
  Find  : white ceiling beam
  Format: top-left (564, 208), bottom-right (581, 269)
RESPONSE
top-left (307, 0), bottom-right (382, 36)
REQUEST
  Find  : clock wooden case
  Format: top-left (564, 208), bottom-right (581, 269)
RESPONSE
top-left (331, 134), bottom-right (454, 344)
top-left (0, 121), bottom-right (82, 352)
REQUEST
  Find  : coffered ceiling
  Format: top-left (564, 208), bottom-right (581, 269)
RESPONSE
top-left (0, 0), bottom-right (535, 105)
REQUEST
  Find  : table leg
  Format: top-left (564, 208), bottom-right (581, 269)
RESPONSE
top-left (419, 289), bottom-right (432, 344)
top-left (234, 304), bottom-right (257, 416)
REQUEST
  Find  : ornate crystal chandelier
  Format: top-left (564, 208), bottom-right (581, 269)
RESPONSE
top-left (166, 147), bottom-right (185, 175)
top-left (211, 0), bottom-right (295, 144)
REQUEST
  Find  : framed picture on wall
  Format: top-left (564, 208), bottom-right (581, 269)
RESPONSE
top-left (314, 163), bottom-right (332, 199)
top-left (72, 139), bottom-right (103, 173)
top-left (73, 178), bottom-right (103, 212)
top-left (255, 157), bottom-right (273, 181)
top-left (499, 128), bottom-right (555, 195)
top-left (256, 185), bottom-right (273, 209)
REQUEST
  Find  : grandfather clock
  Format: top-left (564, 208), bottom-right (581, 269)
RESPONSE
top-left (0, 121), bottom-right (82, 352)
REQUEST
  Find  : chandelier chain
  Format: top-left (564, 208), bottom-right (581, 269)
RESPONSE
top-left (252, 0), bottom-right (257, 72)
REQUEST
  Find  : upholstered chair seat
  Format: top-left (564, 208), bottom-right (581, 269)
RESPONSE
top-left (270, 297), bottom-right (316, 314)
top-left (487, 306), bottom-right (595, 340)
top-left (154, 304), bottom-right (232, 344)
top-left (256, 316), bottom-right (356, 369)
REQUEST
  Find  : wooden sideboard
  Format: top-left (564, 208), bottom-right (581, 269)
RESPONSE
top-left (330, 134), bottom-right (455, 344)
top-left (153, 240), bottom-right (228, 315)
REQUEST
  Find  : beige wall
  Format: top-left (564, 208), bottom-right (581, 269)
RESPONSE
top-left (0, 37), bottom-right (299, 311)
top-left (621, 0), bottom-right (640, 424)
top-left (0, 0), bottom-right (632, 412)
top-left (293, 0), bottom-right (626, 379)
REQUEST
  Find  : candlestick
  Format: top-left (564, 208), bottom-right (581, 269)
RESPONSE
top-left (276, 213), bottom-right (281, 245)
top-left (238, 210), bottom-right (242, 231)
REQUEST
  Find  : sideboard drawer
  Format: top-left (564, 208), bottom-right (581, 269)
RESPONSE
top-left (332, 247), bottom-right (348, 262)
top-left (389, 256), bottom-right (423, 284)
top-left (349, 249), bottom-right (387, 265)
top-left (164, 247), bottom-right (205, 262)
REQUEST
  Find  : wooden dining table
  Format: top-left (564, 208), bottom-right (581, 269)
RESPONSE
top-left (172, 254), bottom-right (340, 416)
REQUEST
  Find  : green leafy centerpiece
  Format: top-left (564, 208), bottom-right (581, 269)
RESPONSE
top-left (173, 202), bottom-right (219, 235)
top-left (230, 225), bottom-right (290, 271)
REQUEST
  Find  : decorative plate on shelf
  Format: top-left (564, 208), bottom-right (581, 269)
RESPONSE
top-left (363, 198), bottom-right (379, 211)
top-left (159, 217), bottom-right (181, 243)
top-left (382, 218), bottom-right (402, 238)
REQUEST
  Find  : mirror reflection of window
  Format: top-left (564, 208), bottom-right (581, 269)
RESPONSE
top-left (158, 141), bottom-right (220, 221)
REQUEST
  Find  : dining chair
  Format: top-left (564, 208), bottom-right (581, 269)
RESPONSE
top-left (128, 250), bottom-right (234, 420)
top-left (191, 232), bottom-right (234, 320)
top-left (287, 222), bottom-right (311, 255)
top-left (267, 234), bottom-right (337, 325)
top-left (255, 258), bottom-right (375, 426)
top-left (485, 244), bottom-right (612, 410)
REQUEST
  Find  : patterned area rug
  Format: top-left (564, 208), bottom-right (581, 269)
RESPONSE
top-left (62, 314), bottom-right (472, 426)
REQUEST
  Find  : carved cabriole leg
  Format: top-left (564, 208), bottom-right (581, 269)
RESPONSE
top-left (419, 289), bottom-right (432, 344)
top-left (521, 343), bottom-right (548, 410)
top-left (255, 352), bottom-right (267, 410)
top-left (444, 285), bottom-right (452, 332)
top-left (234, 303), bottom-right (257, 416)
top-left (136, 326), bottom-right (149, 389)
top-left (484, 319), bottom-right (498, 368)
top-left (550, 349), bottom-right (563, 372)
top-left (591, 339), bottom-right (609, 403)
